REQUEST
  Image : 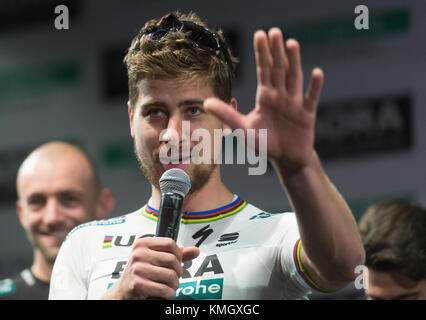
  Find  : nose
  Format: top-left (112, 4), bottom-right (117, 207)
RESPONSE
top-left (160, 116), bottom-right (190, 145)
top-left (42, 197), bottom-right (65, 228)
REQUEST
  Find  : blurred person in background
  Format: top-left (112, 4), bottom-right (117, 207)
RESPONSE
top-left (359, 199), bottom-right (426, 300)
top-left (0, 141), bottom-right (115, 299)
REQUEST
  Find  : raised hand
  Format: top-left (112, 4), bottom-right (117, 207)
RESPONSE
top-left (204, 28), bottom-right (324, 173)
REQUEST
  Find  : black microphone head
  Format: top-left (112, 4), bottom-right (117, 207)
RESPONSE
top-left (159, 168), bottom-right (191, 197)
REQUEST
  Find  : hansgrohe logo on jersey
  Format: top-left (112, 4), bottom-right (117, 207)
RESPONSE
top-left (106, 254), bottom-right (225, 297)
top-left (175, 278), bottom-right (224, 300)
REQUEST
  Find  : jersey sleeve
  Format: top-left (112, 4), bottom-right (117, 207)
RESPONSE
top-left (49, 226), bottom-right (91, 300)
top-left (0, 278), bottom-right (16, 299)
top-left (274, 213), bottom-right (314, 299)
top-left (277, 213), bottom-right (338, 298)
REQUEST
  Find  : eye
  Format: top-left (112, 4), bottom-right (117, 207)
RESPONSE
top-left (58, 193), bottom-right (81, 208)
top-left (186, 106), bottom-right (202, 116)
top-left (145, 108), bottom-right (167, 119)
top-left (27, 195), bottom-right (46, 210)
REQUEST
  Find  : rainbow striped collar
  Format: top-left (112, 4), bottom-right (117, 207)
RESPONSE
top-left (142, 196), bottom-right (247, 224)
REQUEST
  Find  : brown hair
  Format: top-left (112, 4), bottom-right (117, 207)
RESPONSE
top-left (123, 11), bottom-right (238, 108)
top-left (358, 199), bottom-right (426, 281)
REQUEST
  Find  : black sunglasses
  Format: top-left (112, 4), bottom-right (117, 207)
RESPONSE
top-left (131, 17), bottom-right (228, 65)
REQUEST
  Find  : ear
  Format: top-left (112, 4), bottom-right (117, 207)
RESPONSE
top-left (16, 200), bottom-right (28, 230)
top-left (128, 101), bottom-right (135, 138)
top-left (222, 97), bottom-right (238, 132)
top-left (95, 188), bottom-right (115, 220)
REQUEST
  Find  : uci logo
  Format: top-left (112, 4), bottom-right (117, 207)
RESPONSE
top-left (102, 234), bottom-right (153, 249)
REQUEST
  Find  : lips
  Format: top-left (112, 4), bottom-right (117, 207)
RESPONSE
top-left (39, 234), bottom-right (66, 246)
top-left (159, 152), bottom-right (191, 163)
top-left (49, 230), bottom-right (69, 239)
top-left (170, 155), bottom-right (191, 163)
top-left (163, 163), bottom-right (190, 171)
top-left (37, 230), bottom-right (68, 246)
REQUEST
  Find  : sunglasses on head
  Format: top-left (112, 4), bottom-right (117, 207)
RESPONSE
top-left (131, 16), bottom-right (228, 65)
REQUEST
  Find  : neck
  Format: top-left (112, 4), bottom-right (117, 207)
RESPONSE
top-left (150, 166), bottom-right (234, 212)
top-left (31, 249), bottom-right (53, 283)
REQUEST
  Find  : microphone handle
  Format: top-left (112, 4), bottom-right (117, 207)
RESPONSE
top-left (147, 192), bottom-right (183, 300)
top-left (155, 192), bottom-right (183, 240)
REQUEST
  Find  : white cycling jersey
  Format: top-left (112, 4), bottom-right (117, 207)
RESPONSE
top-left (49, 196), bottom-right (321, 300)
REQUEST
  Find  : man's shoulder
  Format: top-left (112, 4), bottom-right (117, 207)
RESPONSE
top-left (0, 269), bottom-right (31, 299)
top-left (241, 202), bottom-right (295, 222)
top-left (64, 208), bottom-right (142, 243)
top-left (0, 269), bottom-right (50, 300)
top-left (0, 276), bottom-right (17, 299)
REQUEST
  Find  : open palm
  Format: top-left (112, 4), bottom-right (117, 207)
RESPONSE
top-left (205, 28), bottom-right (324, 172)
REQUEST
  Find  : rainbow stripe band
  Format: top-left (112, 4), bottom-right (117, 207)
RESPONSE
top-left (103, 235), bottom-right (113, 248)
top-left (142, 197), bottom-right (247, 224)
top-left (293, 238), bottom-right (333, 293)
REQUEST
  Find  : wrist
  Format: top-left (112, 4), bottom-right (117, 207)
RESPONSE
top-left (271, 149), bottom-right (319, 181)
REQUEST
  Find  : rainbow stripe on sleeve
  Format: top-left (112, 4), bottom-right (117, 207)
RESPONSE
top-left (293, 238), bottom-right (334, 293)
top-left (142, 197), bottom-right (247, 224)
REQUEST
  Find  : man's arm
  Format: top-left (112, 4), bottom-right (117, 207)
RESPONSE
top-left (204, 27), bottom-right (365, 291)
top-left (273, 151), bottom-right (365, 291)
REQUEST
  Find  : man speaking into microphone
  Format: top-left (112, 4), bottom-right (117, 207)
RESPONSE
top-left (49, 11), bottom-right (364, 300)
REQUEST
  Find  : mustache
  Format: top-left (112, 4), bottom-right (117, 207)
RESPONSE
top-left (35, 227), bottom-right (70, 238)
top-left (157, 142), bottom-right (213, 164)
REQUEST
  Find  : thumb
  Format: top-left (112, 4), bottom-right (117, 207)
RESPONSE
top-left (204, 97), bottom-right (245, 131)
top-left (182, 246), bottom-right (200, 262)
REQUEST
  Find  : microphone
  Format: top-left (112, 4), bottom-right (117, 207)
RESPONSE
top-left (146, 168), bottom-right (191, 300)
top-left (147, 169), bottom-right (191, 300)
top-left (155, 168), bottom-right (191, 240)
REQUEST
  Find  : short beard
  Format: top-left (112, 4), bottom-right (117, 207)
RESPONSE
top-left (27, 232), bottom-right (59, 266)
top-left (134, 142), bottom-right (163, 191)
top-left (134, 141), bottom-right (217, 195)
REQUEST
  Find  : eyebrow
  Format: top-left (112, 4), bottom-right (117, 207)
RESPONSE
top-left (141, 99), bottom-right (205, 109)
top-left (27, 190), bottom-right (83, 199)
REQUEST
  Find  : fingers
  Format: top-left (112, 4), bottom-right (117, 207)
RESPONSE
top-left (204, 97), bottom-right (245, 131)
top-left (304, 68), bottom-right (324, 112)
top-left (142, 237), bottom-right (183, 260)
top-left (134, 237), bottom-right (183, 261)
top-left (116, 237), bottom-right (200, 300)
top-left (254, 30), bottom-right (273, 87)
top-left (285, 39), bottom-right (303, 97)
top-left (131, 238), bottom-right (183, 276)
top-left (268, 28), bottom-right (288, 89)
top-left (254, 29), bottom-right (303, 100)
top-left (126, 273), bottom-right (178, 300)
top-left (182, 246), bottom-right (200, 262)
top-left (140, 280), bottom-right (177, 300)
top-left (133, 263), bottom-right (181, 292)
